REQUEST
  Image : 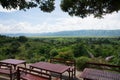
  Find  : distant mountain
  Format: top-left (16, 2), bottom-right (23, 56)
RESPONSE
top-left (1, 30), bottom-right (120, 37)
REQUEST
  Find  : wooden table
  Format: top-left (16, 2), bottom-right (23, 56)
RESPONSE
top-left (30, 62), bottom-right (70, 80)
top-left (0, 59), bottom-right (26, 70)
top-left (80, 68), bottom-right (120, 80)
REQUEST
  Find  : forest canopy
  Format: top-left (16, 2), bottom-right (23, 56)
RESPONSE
top-left (0, 35), bottom-right (120, 66)
top-left (0, 0), bottom-right (120, 18)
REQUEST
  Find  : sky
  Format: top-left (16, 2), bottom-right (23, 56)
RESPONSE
top-left (0, 1), bottom-right (120, 33)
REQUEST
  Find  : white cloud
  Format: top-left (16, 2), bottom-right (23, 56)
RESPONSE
top-left (0, 12), bottom-right (120, 33)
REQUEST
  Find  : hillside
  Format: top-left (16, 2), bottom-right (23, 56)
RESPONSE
top-left (0, 35), bottom-right (120, 71)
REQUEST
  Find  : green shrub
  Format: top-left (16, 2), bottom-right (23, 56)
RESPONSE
top-left (76, 56), bottom-right (91, 71)
top-left (50, 48), bottom-right (58, 58)
top-left (72, 43), bottom-right (89, 57)
top-left (90, 57), bottom-right (108, 64)
top-left (58, 51), bottom-right (74, 59)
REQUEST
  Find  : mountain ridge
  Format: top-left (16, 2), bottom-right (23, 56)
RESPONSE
top-left (1, 30), bottom-right (120, 37)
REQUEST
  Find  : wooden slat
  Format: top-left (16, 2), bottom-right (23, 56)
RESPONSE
top-left (0, 63), bottom-right (17, 80)
top-left (86, 62), bottom-right (120, 68)
top-left (18, 67), bottom-right (51, 80)
top-left (80, 68), bottom-right (120, 80)
top-left (50, 58), bottom-right (76, 78)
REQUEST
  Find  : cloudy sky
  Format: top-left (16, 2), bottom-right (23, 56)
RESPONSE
top-left (0, 1), bottom-right (120, 33)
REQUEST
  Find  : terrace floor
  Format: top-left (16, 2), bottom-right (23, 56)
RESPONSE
top-left (0, 64), bottom-right (83, 80)
top-left (0, 71), bottom-right (82, 80)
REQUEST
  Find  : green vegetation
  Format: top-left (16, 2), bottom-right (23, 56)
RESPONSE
top-left (0, 35), bottom-right (120, 70)
top-left (76, 56), bottom-right (91, 70)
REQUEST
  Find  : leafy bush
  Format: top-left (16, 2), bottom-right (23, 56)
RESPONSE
top-left (50, 48), bottom-right (58, 58)
top-left (58, 51), bottom-right (74, 59)
top-left (76, 56), bottom-right (91, 71)
top-left (18, 36), bottom-right (28, 43)
top-left (90, 57), bottom-right (108, 64)
top-left (111, 52), bottom-right (120, 65)
top-left (72, 43), bottom-right (89, 57)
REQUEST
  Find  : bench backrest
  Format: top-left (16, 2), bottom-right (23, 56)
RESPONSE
top-left (0, 63), bottom-right (12, 71)
top-left (86, 62), bottom-right (120, 72)
top-left (0, 63), bottom-right (16, 80)
top-left (50, 58), bottom-right (76, 66)
top-left (17, 67), bottom-right (51, 80)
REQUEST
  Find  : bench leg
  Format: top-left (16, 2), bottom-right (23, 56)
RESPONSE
top-left (10, 74), bottom-right (12, 80)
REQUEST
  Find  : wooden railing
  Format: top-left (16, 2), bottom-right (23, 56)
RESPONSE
top-left (86, 62), bottom-right (120, 72)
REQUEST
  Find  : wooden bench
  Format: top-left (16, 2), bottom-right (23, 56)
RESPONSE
top-left (17, 67), bottom-right (51, 80)
top-left (0, 63), bottom-right (17, 80)
top-left (80, 62), bottom-right (120, 80)
top-left (50, 58), bottom-right (76, 78)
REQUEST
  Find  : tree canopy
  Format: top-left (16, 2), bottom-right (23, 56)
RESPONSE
top-left (0, 0), bottom-right (120, 18)
top-left (0, 0), bottom-right (55, 12)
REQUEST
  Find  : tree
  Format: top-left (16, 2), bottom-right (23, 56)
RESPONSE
top-left (76, 56), bottom-right (91, 70)
top-left (0, 0), bottom-right (55, 12)
top-left (18, 36), bottom-right (28, 43)
top-left (73, 43), bottom-right (89, 57)
top-left (49, 48), bottom-right (58, 58)
top-left (4, 41), bottom-right (21, 58)
top-left (0, 0), bottom-right (120, 18)
top-left (9, 41), bottom-right (21, 53)
top-left (58, 51), bottom-right (74, 59)
top-left (60, 0), bottom-right (120, 18)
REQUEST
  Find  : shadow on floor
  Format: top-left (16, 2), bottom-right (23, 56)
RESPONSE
top-left (0, 72), bottom-right (81, 80)
top-left (51, 72), bottom-right (81, 80)
top-left (0, 78), bottom-right (8, 80)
